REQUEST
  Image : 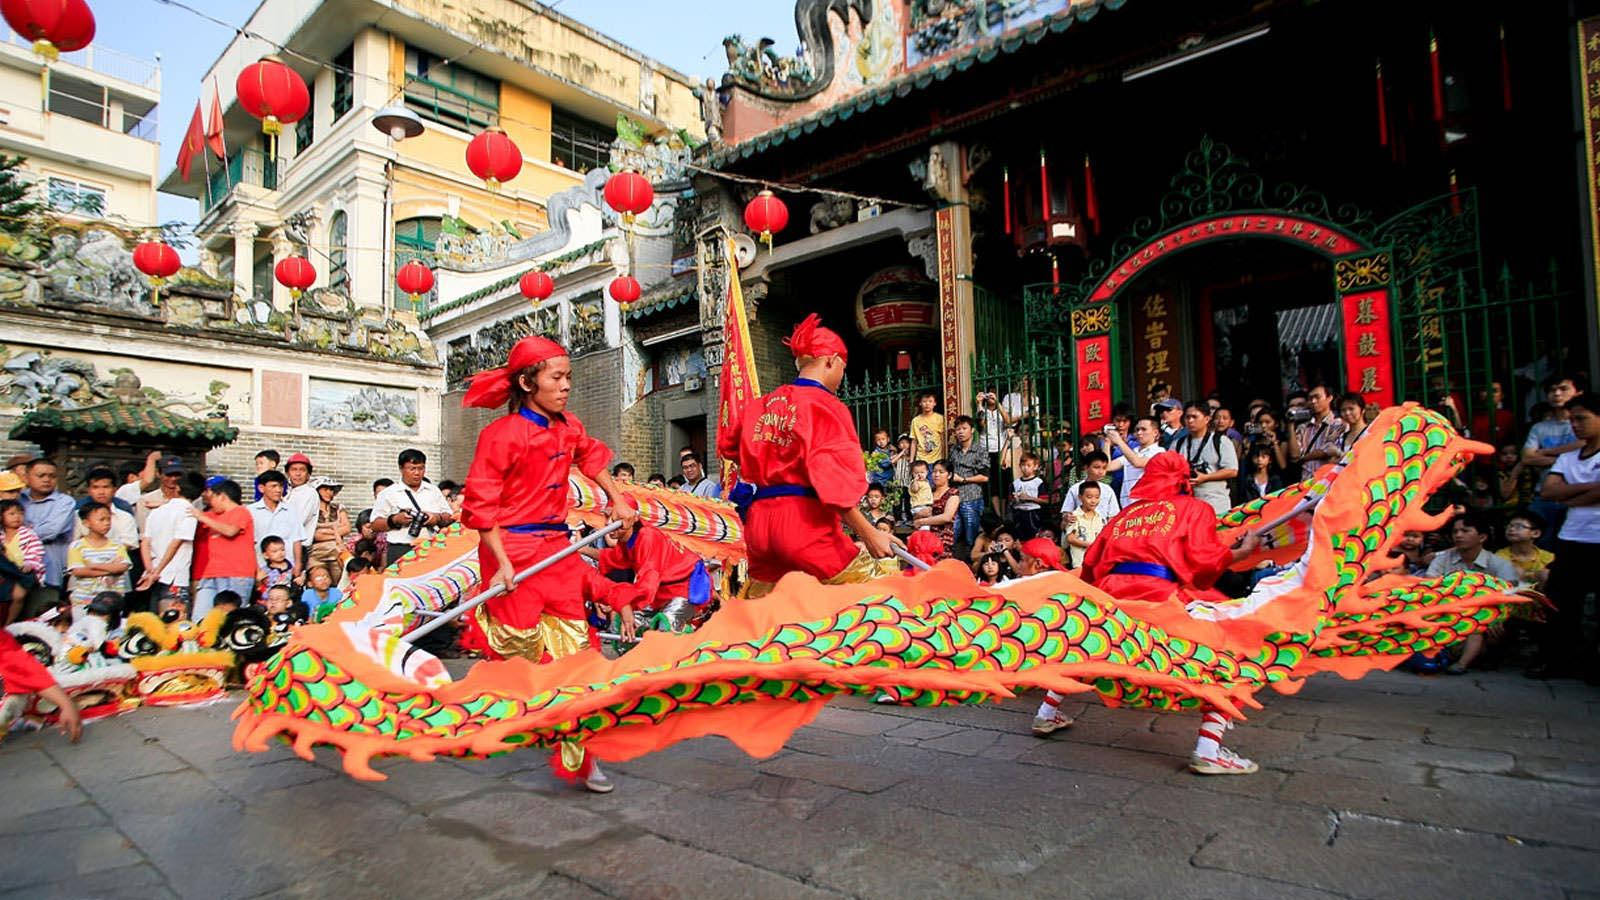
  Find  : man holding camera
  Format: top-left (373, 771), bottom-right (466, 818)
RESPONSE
top-left (369, 449), bottom-right (456, 566)
top-left (1287, 385), bottom-right (1347, 482)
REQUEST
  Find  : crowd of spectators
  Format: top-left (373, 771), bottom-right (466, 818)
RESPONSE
top-left (859, 371), bottom-right (1600, 681)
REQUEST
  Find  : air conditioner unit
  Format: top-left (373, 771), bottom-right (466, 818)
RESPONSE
top-left (684, 376), bottom-right (704, 393)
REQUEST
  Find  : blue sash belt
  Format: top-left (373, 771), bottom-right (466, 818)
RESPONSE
top-left (1109, 561), bottom-right (1178, 582)
top-left (505, 522), bottom-right (569, 534)
top-left (753, 485), bottom-right (818, 501)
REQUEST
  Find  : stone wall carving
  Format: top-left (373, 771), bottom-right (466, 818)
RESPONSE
top-left (0, 345), bottom-right (238, 417)
top-left (445, 306), bottom-right (562, 390)
top-left (308, 380), bottom-right (418, 435)
top-left (0, 223), bottom-right (437, 367)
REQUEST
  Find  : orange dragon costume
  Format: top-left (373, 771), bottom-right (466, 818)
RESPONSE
top-left (234, 405), bottom-right (1531, 792)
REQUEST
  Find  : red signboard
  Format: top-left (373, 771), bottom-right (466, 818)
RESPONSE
top-left (1088, 214), bottom-right (1365, 302)
top-left (1076, 335), bottom-right (1113, 433)
top-left (935, 208), bottom-right (961, 422)
top-left (1340, 289), bottom-right (1395, 407)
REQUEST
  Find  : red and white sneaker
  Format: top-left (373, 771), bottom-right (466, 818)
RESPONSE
top-left (1189, 746), bottom-right (1258, 775)
top-left (1031, 712), bottom-right (1075, 735)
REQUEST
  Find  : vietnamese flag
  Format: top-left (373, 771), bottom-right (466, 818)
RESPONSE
top-left (175, 99), bottom-right (205, 182)
top-left (204, 84), bottom-right (227, 159)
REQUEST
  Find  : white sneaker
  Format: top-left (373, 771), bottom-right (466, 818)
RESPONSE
top-left (1031, 712), bottom-right (1074, 735)
top-left (583, 763), bottom-right (615, 794)
top-left (1188, 746), bottom-right (1258, 775)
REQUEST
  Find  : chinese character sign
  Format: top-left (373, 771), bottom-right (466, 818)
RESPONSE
top-left (1340, 289), bottom-right (1395, 407)
top-left (1131, 291), bottom-right (1182, 407)
top-left (1076, 335), bottom-right (1113, 433)
top-left (1580, 17), bottom-right (1600, 306)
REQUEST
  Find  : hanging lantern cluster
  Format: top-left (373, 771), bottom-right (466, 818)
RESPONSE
top-left (519, 269), bottom-right (553, 304)
top-left (609, 275), bottom-right (640, 309)
top-left (2, 0), bottom-right (94, 61)
top-left (395, 259), bottom-right (434, 304)
top-left (465, 126), bottom-right (522, 191)
top-left (132, 239), bottom-right (180, 307)
top-left (603, 169), bottom-right (653, 225)
top-left (274, 255), bottom-right (316, 300)
top-left (236, 55), bottom-right (309, 156)
top-left (743, 189), bottom-right (789, 251)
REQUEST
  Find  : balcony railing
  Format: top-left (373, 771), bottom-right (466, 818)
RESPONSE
top-left (403, 74), bottom-right (497, 131)
top-left (3, 30), bottom-right (160, 89)
top-left (47, 85), bottom-right (157, 140)
top-left (204, 149), bottom-right (279, 212)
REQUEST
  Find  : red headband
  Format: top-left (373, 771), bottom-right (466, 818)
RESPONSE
top-left (1020, 538), bottom-right (1067, 571)
top-left (461, 335), bottom-right (568, 409)
top-left (784, 313), bottom-right (848, 364)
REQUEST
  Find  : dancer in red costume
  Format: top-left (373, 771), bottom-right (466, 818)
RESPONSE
top-left (0, 631), bottom-right (82, 744)
top-left (1078, 451), bottom-right (1263, 774)
top-left (717, 315), bottom-right (898, 596)
top-left (459, 335), bottom-right (637, 793)
top-left (598, 520), bottom-right (712, 641)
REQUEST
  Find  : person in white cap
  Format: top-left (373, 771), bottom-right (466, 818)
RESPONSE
top-left (283, 453), bottom-right (320, 561)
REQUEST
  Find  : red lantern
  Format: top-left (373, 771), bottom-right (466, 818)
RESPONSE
top-left (274, 255), bottom-right (316, 299)
top-left (132, 239), bottom-right (180, 307)
top-left (608, 275), bottom-right (641, 306)
top-left (2, 0), bottom-right (95, 60)
top-left (236, 55), bottom-right (309, 159)
top-left (743, 189), bottom-right (789, 250)
top-left (519, 270), bottom-right (554, 303)
top-left (396, 259), bottom-right (434, 302)
top-left (603, 169), bottom-right (653, 224)
top-left (465, 126), bottom-right (522, 190)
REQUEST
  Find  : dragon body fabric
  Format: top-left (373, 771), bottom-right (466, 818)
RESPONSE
top-left (234, 407), bottom-right (1527, 781)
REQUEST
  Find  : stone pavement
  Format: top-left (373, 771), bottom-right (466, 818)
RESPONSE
top-left (4, 668), bottom-right (1600, 899)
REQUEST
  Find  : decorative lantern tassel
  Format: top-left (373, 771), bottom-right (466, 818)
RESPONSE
top-left (1050, 254), bottom-right (1060, 288)
top-left (1039, 148), bottom-right (1051, 220)
top-left (1002, 166), bottom-right (1012, 235)
top-left (1448, 169), bottom-right (1461, 215)
top-left (1375, 61), bottom-right (1389, 147)
top-left (1428, 31), bottom-right (1445, 123)
top-left (1083, 154), bottom-right (1099, 235)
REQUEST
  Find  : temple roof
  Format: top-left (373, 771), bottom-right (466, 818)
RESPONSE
top-left (9, 401), bottom-right (239, 449)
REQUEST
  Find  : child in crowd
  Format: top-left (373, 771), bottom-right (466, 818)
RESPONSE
top-left (975, 552), bottom-right (1012, 586)
top-left (211, 590), bottom-right (243, 615)
top-left (66, 504), bottom-right (130, 619)
top-left (262, 584), bottom-right (307, 624)
top-left (907, 460), bottom-right (933, 521)
top-left (340, 556), bottom-right (370, 594)
top-left (646, 473), bottom-right (667, 489)
top-left (1, 498), bottom-right (42, 626)
top-left (1063, 481), bottom-right (1107, 569)
top-left (874, 516), bottom-right (896, 534)
top-left (1392, 529), bottom-right (1433, 576)
top-left (257, 536), bottom-right (294, 603)
top-left (611, 462), bottom-right (635, 484)
top-left (868, 429), bottom-right (896, 488)
top-left (666, 476), bottom-right (685, 490)
top-left (1060, 451), bottom-right (1120, 521)
top-left (303, 564), bottom-right (343, 623)
top-left (1011, 453), bottom-right (1044, 541)
top-left (861, 485), bottom-right (889, 521)
top-left (1496, 511), bottom-right (1554, 590)
top-left (910, 393), bottom-right (944, 468)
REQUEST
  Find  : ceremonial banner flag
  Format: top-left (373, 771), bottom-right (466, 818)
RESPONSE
top-left (719, 237), bottom-right (760, 495)
top-left (175, 99), bottom-right (205, 182)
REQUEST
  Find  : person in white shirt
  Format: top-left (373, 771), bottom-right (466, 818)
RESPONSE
top-left (678, 452), bottom-right (722, 500)
top-left (369, 448), bottom-right (456, 566)
top-left (76, 466), bottom-right (138, 551)
top-left (1534, 394), bottom-right (1600, 679)
top-left (1103, 416), bottom-right (1166, 507)
top-left (137, 475), bottom-right (201, 614)
top-left (115, 451), bottom-right (161, 510)
top-left (1060, 451), bottom-right (1122, 520)
top-left (1169, 403), bottom-right (1240, 516)
top-left (282, 452), bottom-right (320, 557)
top-left (248, 470), bottom-right (306, 576)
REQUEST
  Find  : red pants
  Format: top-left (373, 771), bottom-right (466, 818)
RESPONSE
top-left (744, 495), bottom-right (858, 584)
top-left (480, 531), bottom-right (610, 627)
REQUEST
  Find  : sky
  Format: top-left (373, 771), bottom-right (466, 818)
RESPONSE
top-left (98, 0), bottom-right (798, 232)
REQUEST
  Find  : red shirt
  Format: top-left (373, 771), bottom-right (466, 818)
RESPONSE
top-left (598, 524), bottom-right (700, 609)
top-left (197, 505), bottom-right (256, 580)
top-left (716, 380), bottom-right (865, 511)
top-left (462, 407), bottom-right (611, 531)
top-left (0, 631), bottom-right (54, 695)
top-left (1081, 495), bottom-right (1234, 592)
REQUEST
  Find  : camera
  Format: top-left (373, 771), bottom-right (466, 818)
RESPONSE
top-left (1243, 422), bottom-right (1263, 436)
top-left (405, 509), bottom-right (427, 539)
top-left (1286, 406), bottom-right (1314, 425)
